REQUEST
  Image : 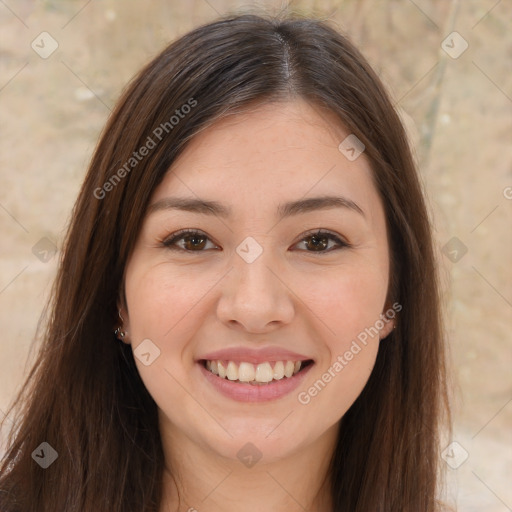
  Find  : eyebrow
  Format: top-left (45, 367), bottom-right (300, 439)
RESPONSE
top-left (147, 194), bottom-right (365, 219)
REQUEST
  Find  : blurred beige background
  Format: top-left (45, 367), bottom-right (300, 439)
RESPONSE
top-left (1, 0), bottom-right (511, 510)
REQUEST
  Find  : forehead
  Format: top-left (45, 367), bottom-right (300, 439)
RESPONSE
top-left (151, 100), bottom-right (381, 220)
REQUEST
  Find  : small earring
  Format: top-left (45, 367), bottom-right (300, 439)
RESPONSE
top-left (114, 326), bottom-right (126, 339)
top-left (114, 309), bottom-right (127, 340)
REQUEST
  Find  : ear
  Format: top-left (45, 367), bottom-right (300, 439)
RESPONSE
top-left (378, 316), bottom-right (395, 340)
top-left (378, 301), bottom-right (399, 340)
top-left (116, 298), bottom-right (131, 345)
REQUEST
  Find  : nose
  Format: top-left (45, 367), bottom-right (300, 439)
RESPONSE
top-left (216, 248), bottom-right (295, 334)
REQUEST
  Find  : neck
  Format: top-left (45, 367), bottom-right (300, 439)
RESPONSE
top-left (158, 420), bottom-right (337, 512)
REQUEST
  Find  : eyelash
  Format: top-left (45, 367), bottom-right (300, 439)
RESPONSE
top-left (160, 228), bottom-right (351, 254)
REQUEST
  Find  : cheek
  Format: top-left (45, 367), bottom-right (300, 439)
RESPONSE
top-left (125, 265), bottom-right (209, 344)
top-left (124, 265), bottom-right (208, 417)
top-left (123, 265), bottom-right (213, 401)
top-left (293, 262), bottom-right (386, 417)
top-left (295, 259), bottom-right (389, 345)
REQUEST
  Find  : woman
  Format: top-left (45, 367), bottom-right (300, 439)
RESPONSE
top-left (0, 12), bottom-right (451, 512)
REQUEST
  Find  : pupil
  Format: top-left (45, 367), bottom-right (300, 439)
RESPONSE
top-left (187, 234), bottom-right (204, 249)
top-left (309, 235), bottom-right (327, 250)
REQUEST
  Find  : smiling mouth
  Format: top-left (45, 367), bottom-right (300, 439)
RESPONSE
top-left (201, 359), bottom-right (314, 385)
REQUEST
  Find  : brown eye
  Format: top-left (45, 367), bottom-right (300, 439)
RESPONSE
top-left (182, 233), bottom-right (207, 250)
top-left (304, 233), bottom-right (329, 251)
top-left (162, 230), bottom-right (218, 251)
top-left (162, 229), bottom-right (349, 254)
top-left (296, 230), bottom-right (349, 253)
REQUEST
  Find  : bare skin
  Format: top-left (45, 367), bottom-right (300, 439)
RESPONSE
top-left (119, 99), bottom-right (394, 512)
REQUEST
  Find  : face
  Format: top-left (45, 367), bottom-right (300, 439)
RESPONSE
top-left (120, 99), bottom-right (395, 465)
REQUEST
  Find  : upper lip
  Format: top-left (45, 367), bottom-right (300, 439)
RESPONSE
top-left (198, 347), bottom-right (313, 365)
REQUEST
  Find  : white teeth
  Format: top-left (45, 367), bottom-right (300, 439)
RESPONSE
top-left (238, 362), bottom-right (255, 382)
top-left (204, 358), bottom-right (308, 384)
top-left (273, 361), bottom-right (284, 380)
top-left (255, 362), bottom-right (273, 383)
top-left (284, 361), bottom-right (295, 378)
top-left (226, 361), bottom-right (238, 381)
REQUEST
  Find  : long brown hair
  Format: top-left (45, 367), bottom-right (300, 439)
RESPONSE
top-left (0, 12), bottom-right (450, 512)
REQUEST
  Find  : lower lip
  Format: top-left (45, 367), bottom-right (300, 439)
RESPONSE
top-left (197, 361), bottom-right (314, 402)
